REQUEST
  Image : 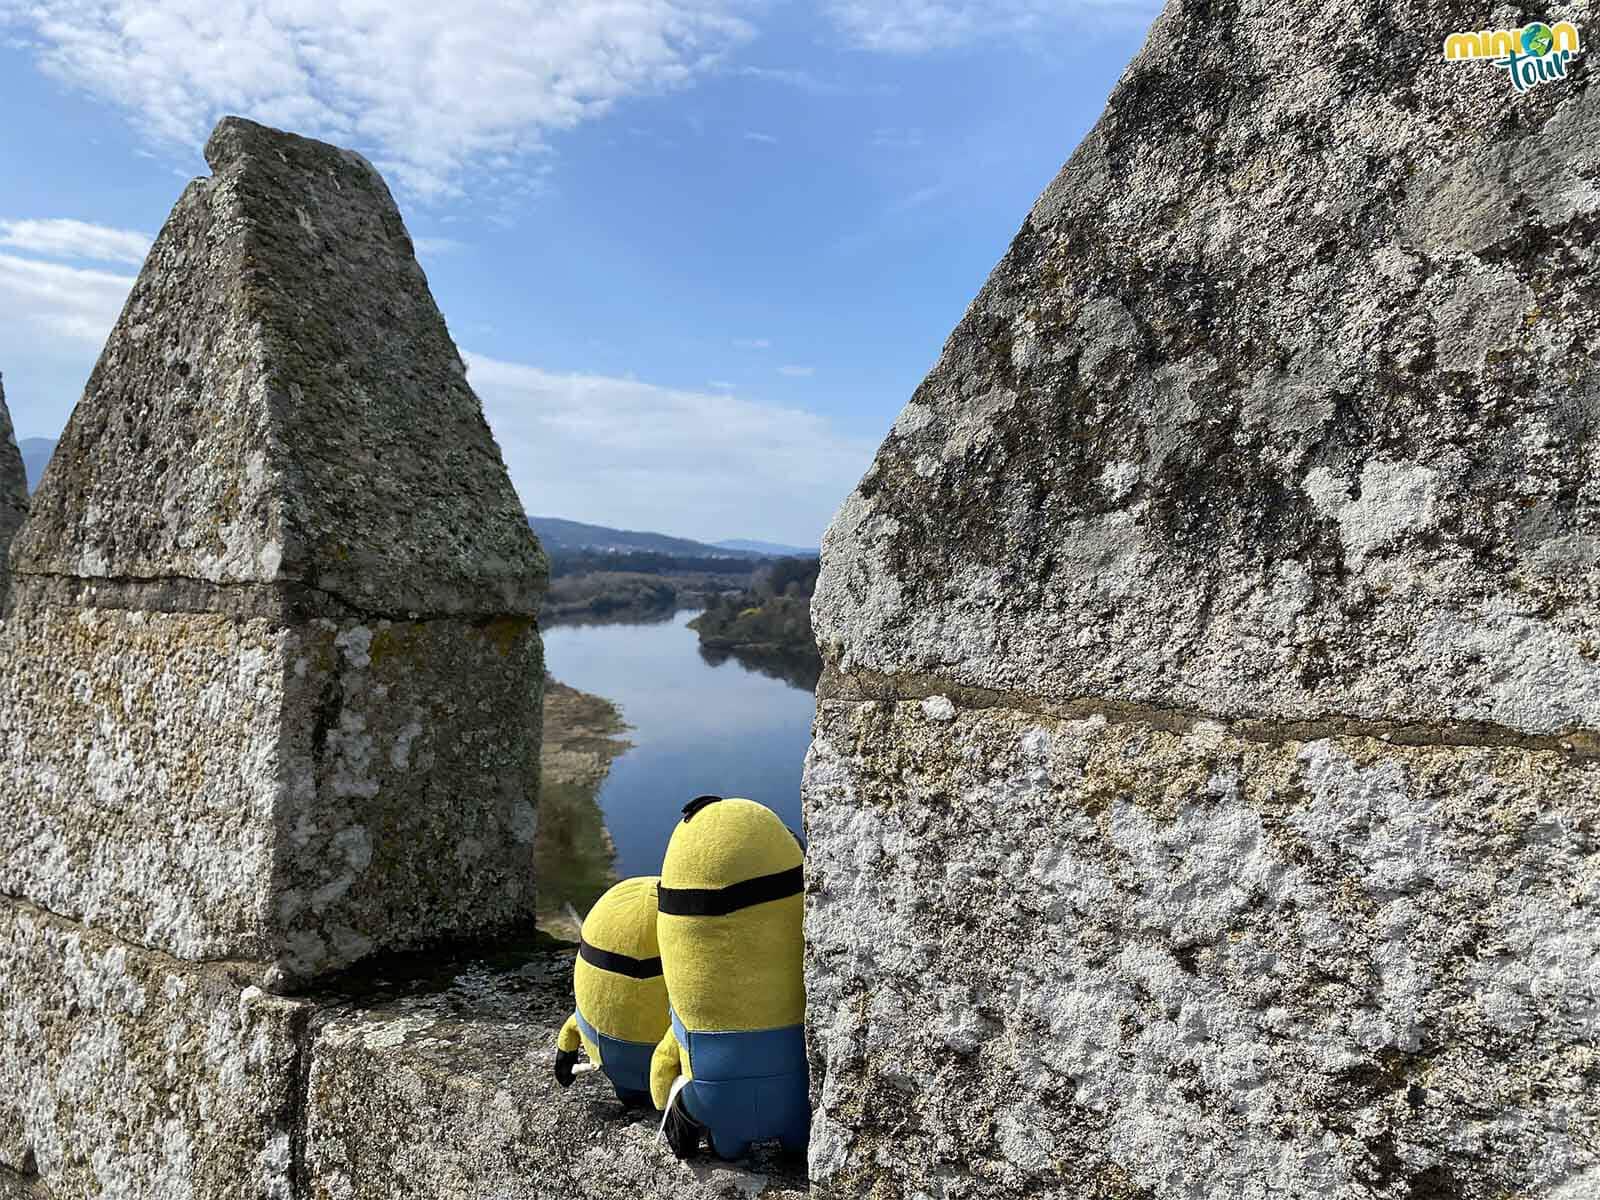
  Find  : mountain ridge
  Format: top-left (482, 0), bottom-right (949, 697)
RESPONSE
top-left (19, 438), bottom-right (54, 493)
top-left (18, 443), bottom-right (813, 559)
top-left (530, 516), bottom-right (811, 560)
top-left (714, 538), bottom-right (816, 557)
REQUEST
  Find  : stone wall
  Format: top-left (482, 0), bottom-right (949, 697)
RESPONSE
top-left (0, 117), bottom-right (551, 1198)
top-left (802, 0), bottom-right (1600, 1195)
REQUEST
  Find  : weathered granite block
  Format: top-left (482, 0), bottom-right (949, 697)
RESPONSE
top-left (0, 606), bottom-right (541, 981)
top-left (304, 948), bottom-right (807, 1199)
top-left (0, 376), bottom-right (27, 605)
top-left (811, 0), bottom-right (1600, 734)
top-left (0, 896), bottom-right (312, 1199)
top-left (0, 116), bottom-right (547, 985)
top-left (804, 700), bottom-right (1600, 1199)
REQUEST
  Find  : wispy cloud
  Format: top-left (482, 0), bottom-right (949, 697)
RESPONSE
top-left (0, 218), bottom-right (152, 266)
top-left (778, 364), bottom-right (815, 378)
top-left (0, 254), bottom-right (135, 343)
top-left (708, 379), bottom-right (736, 390)
top-left (824, 0), bottom-right (1152, 53)
top-left (463, 353), bottom-right (871, 545)
top-left (735, 65), bottom-right (889, 96)
top-left (734, 337), bottom-right (771, 349)
top-left (412, 236), bottom-right (466, 257)
top-left (0, 1), bottom-right (756, 200)
top-left (743, 131), bottom-right (779, 144)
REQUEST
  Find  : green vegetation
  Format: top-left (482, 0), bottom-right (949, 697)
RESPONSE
top-left (548, 548), bottom-right (759, 577)
top-left (534, 677), bottom-right (632, 938)
top-left (689, 556), bottom-right (820, 662)
top-left (541, 553), bottom-right (755, 626)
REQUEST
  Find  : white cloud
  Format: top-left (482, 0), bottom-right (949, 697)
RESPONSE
top-left (412, 236), bottom-right (465, 257)
top-left (1, 1), bottom-right (755, 199)
top-left (708, 379), bottom-right (735, 390)
top-left (743, 131), bottom-right (778, 143)
top-left (0, 253), bottom-right (134, 344)
top-left (825, 0), bottom-right (1151, 52)
top-left (0, 218), bottom-right (152, 266)
top-left (733, 337), bottom-right (771, 349)
top-left (734, 64), bottom-right (895, 96)
top-left (778, 364), bottom-right (815, 377)
top-left (463, 352), bottom-right (872, 545)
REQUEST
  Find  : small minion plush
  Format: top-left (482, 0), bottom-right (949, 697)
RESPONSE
top-left (650, 795), bottom-right (809, 1160)
top-left (554, 876), bottom-right (670, 1107)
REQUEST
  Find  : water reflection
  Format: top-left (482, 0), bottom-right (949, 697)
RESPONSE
top-left (542, 611), bottom-right (817, 885)
top-left (696, 644), bottom-right (822, 692)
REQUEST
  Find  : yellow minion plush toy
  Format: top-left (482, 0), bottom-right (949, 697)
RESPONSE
top-left (554, 876), bottom-right (670, 1107)
top-left (650, 795), bottom-right (809, 1159)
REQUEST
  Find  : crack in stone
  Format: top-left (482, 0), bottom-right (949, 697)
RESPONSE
top-left (7, 572), bottom-right (540, 626)
top-left (0, 894), bottom-right (275, 982)
top-left (818, 666), bottom-right (1600, 759)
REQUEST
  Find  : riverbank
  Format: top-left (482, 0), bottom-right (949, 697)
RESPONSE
top-left (542, 570), bottom-right (745, 625)
top-left (535, 676), bottom-right (632, 939)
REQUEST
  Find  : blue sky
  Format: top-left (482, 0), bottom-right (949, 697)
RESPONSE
top-left (0, 1), bottom-right (1155, 547)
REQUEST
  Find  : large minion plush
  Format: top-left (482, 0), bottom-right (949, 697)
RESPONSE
top-left (554, 876), bottom-right (670, 1108)
top-left (650, 795), bottom-right (809, 1160)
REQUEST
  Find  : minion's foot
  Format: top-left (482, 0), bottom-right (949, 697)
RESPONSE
top-left (615, 1088), bottom-right (653, 1109)
top-left (709, 1134), bottom-right (751, 1162)
top-left (663, 1100), bottom-right (705, 1160)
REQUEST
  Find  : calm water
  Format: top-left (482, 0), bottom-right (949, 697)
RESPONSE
top-left (541, 610), bottom-right (816, 882)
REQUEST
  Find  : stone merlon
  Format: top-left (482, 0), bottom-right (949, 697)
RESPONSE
top-left (803, 0), bottom-right (1600, 1196)
top-left (0, 117), bottom-right (548, 988)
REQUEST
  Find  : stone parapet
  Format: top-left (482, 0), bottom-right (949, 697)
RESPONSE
top-left (305, 946), bottom-right (807, 1200)
top-left (1, 911), bottom-right (806, 1200)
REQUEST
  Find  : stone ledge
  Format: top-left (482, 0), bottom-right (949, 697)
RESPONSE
top-left (305, 941), bottom-right (808, 1200)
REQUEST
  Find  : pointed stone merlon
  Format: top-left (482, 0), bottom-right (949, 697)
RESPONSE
top-left (802, 1), bottom-right (1600, 1197)
top-left (0, 376), bottom-right (27, 607)
top-left (0, 117), bottom-right (548, 989)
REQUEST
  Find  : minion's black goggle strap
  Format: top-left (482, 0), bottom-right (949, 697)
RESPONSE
top-left (578, 937), bottom-right (664, 979)
top-left (656, 865), bottom-right (804, 917)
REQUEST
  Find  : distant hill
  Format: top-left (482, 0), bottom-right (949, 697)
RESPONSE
top-left (715, 538), bottom-right (817, 558)
top-left (2, 469), bottom-right (801, 565)
top-left (530, 517), bottom-right (763, 560)
top-left (19, 438), bottom-right (55, 493)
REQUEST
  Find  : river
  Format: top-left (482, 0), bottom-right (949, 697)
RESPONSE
top-left (541, 610), bottom-right (817, 886)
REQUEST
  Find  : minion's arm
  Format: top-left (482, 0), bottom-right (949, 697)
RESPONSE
top-left (554, 1014), bottom-right (582, 1087)
top-left (649, 1026), bottom-right (684, 1110)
